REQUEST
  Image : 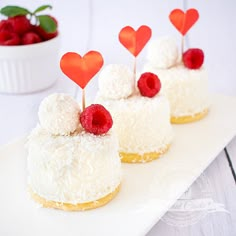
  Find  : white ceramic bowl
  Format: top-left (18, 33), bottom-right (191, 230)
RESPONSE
top-left (0, 36), bottom-right (60, 94)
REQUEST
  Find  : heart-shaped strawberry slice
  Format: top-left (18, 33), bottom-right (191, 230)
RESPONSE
top-left (60, 51), bottom-right (104, 89)
top-left (119, 25), bottom-right (152, 57)
top-left (169, 8), bottom-right (199, 36)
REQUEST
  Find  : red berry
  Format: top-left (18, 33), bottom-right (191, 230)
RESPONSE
top-left (8, 16), bottom-right (31, 35)
top-left (183, 48), bottom-right (204, 69)
top-left (21, 32), bottom-right (42, 45)
top-left (80, 104), bottom-right (113, 135)
top-left (0, 31), bottom-right (20, 45)
top-left (137, 72), bottom-right (161, 98)
top-left (34, 26), bottom-right (58, 41)
top-left (0, 20), bottom-right (13, 33)
top-left (34, 15), bottom-right (58, 41)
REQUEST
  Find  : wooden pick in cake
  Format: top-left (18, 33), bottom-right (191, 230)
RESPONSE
top-left (119, 25), bottom-right (152, 91)
top-left (95, 25), bottom-right (174, 163)
top-left (143, 9), bottom-right (209, 124)
top-left (169, 8), bottom-right (199, 54)
top-left (60, 51), bottom-right (104, 111)
top-left (28, 50), bottom-right (122, 211)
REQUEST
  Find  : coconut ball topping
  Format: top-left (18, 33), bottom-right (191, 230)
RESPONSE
top-left (38, 93), bottom-right (80, 135)
top-left (147, 36), bottom-right (179, 69)
top-left (98, 64), bottom-right (134, 100)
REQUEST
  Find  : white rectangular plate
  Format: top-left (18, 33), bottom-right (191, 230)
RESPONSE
top-left (1, 94), bottom-right (236, 236)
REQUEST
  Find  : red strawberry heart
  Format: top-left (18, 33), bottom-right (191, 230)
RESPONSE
top-left (169, 8), bottom-right (199, 36)
top-left (60, 51), bottom-right (104, 89)
top-left (119, 25), bottom-right (152, 57)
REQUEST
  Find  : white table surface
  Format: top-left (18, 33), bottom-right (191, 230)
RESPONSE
top-left (0, 0), bottom-right (236, 235)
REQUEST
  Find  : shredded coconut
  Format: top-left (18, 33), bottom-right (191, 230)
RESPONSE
top-left (96, 94), bottom-right (173, 154)
top-left (38, 93), bottom-right (80, 135)
top-left (147, 36), bottom-right (179, 69)
top-left (143, 64), bottom-right (210, 117)
top-left (27, 126), bottom-right (121, 204)
top-left (98, 64), bottom-right (134, 99)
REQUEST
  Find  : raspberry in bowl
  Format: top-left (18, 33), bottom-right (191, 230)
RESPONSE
top-left (0, 5), bottom-right (60, 94)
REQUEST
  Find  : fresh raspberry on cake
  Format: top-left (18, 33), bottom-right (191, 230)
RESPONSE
top-left (8, 16), bottom-right (31, 35)
top-left (138, 72), bottom-right (161, 98)
top-left (0, 31), bottom-right (20, 45)
top-left (183, 48), bottom-right (204, 69)
top-left (22, 32), bottom-right (42, 45)
top-left (80, 104), bottom-right (113, 135)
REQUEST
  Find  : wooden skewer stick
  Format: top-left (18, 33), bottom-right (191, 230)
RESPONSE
top-left (181, 36), bottom-right (184, 55)
top-left (82, 89), bottom-right (86, 111)
top-left (133, 57), bottom-right (137, 92)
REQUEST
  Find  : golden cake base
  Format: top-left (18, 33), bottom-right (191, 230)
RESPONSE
top-left (171, 109), bottom-right (209, 124)
top-left (29, 184), bottom-right (120, 211)
top-left (120, 144), bottom-right (170, 163)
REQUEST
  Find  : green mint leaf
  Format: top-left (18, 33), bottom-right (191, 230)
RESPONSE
top-left (37, 15), bottom-right (57, 33)
top-left (0, 6), bottom-right (30, 17)
top-left (33, 5), bottom-right (52, 14)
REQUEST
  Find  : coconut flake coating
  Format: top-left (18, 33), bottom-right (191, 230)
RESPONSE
top-left (147, 36), bottom-right (179, 69)
top-left (38, 93), bottom-right (80, 135)
top-left (27, 126), bottom-right (121, 204)
top-left (98, 64), bottom-right (134, 99)
top-left (96, 94), bottom-right (173, 155)
top-left (144, 64), bottom-right (209, 117)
